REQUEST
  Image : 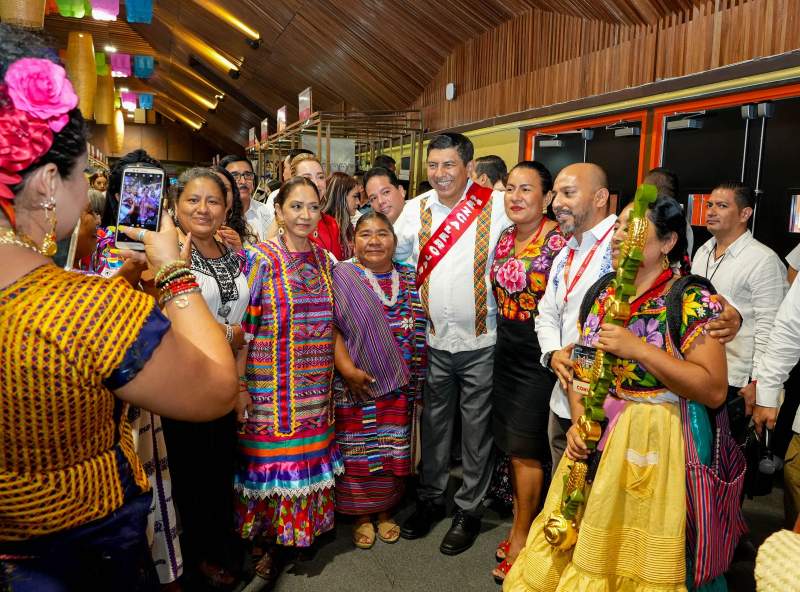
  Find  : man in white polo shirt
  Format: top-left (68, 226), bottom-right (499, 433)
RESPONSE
top-left (220, 154), bottom-right (271, 242)
top-left (692, 181), bottom-right (786, 442)
top-left (394, 133), bottom-right (511, 555)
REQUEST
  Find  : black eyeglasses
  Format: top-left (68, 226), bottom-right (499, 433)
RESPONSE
top-left (230, 172), bottom-right (255, 181)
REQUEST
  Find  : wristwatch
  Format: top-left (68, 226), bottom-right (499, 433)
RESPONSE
top-left (542, 351), bottom-right (554, 372)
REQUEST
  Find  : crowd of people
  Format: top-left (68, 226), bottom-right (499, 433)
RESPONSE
top-left (3, 23), bottom-right (800, 592)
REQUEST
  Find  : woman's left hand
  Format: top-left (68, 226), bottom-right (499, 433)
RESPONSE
top-left (596, 323), bottom-right (644, 360)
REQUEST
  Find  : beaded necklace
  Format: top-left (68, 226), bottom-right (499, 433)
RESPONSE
top-left (363, 266), bottom-right (400, 307)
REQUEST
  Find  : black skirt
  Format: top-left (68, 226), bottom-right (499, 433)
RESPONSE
top-left (491, 315), bottom-right (556, 461)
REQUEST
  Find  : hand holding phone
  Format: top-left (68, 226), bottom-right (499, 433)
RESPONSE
top-left (118, 213), bottom-right (188, 272)
top-left (115, 165), bottom-right (165, 251)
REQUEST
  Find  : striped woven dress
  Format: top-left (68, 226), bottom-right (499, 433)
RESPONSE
top-left (332, 261), bottom-right (427, 515)
top-left (235, 240), bottom-right (343, 548)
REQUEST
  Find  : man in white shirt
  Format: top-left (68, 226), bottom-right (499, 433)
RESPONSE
top-left (756, 277), bottom-right (800, 526)
top-left (220, 155), bottom-right (272, 242)
top-left (394, 133), bottom-right (511, 555)
top-left (363, 166), bottom-right (406, 223)
top-left (265, 149), bottom-right (315, 218)
top-left (535, 163), bottom-right (616, 468)
top-left (471, 155), bottom-right (508, 192)
top-left (692, 181), bottom-right (787, 441)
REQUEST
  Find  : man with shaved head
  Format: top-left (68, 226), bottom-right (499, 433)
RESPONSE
top-left (535, 163), bottom-right (616, 467)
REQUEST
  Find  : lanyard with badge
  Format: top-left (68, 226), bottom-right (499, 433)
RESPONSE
top-left (558, 224), bottom-right (614, 342)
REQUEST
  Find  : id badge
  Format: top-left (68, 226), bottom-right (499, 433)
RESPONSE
top-left (571, 344), bottom-right (598, 397)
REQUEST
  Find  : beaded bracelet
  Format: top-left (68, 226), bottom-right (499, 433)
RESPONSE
top-left (224, 323), bottom-right (233, 343)
top-left (155, 260), bottom-right (189, 286)
top-left (158, 272), bottom-right (200, 308)
top-left (159, 276), bottom-right (197, 296)
top-left (156, 267), bottom-right (194, 289)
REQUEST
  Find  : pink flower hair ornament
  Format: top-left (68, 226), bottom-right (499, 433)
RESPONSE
top-left (0, 58), bottom-right (78, 227)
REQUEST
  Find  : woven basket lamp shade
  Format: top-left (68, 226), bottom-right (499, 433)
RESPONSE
top-left (93, 72), bottom-right (114, 125)
top-left (65, 32), bottom-right (97, 119)
top-left (0, 0), bottom-right (47, 28)
top-left (111, 108), bottom-right (125, 154)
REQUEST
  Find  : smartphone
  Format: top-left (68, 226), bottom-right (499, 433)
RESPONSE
top-left (115, 165), bottom-right (165, 251)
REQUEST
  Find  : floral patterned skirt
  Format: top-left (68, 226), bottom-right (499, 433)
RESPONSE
top-left (235, 488), bottom-right (335, 548)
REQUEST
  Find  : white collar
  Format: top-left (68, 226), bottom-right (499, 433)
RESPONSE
top-left (424, 180), bottom-right (473, 211)
top-left (566, 214), bottom-right (617, 250)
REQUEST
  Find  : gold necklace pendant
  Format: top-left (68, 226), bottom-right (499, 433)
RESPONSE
top-left (0, 228), bottom-right (46, 255)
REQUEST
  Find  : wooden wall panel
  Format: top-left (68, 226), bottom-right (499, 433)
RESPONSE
top-left (414, 0), bottom-right (800, 131)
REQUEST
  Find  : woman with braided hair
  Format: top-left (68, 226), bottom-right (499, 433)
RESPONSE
top-left (504, 196), bottom-right (735, 592)
top-left (0, 25), bottom-right (237, 590)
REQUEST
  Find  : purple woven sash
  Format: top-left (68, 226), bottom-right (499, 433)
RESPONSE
top-left (332, 262), bottom-right (411, 398)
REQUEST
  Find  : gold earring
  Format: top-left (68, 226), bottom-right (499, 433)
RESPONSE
top-left (313, 229), bottom-right (319, 239)
top-left (40, 197), bottom-right (57, 257)
top-left (661, 255), bottom-right (670, 270)
top-left (277, 222), bottom-right (285, 236)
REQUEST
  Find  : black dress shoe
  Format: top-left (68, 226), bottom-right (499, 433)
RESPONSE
top-left (399, 500), bottom-right (446, 540)
top-left (439, 510), bottom-right (481, 555)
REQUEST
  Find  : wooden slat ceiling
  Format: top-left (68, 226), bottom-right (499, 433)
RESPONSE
top-left (42, 0), bottom-right (707, 153)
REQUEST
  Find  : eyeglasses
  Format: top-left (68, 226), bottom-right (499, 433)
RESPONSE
top-left (230, 171), bottom-right (255, 181)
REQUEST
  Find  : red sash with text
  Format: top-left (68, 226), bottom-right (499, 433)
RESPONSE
top-left (415, 183), bottom-right (493, 288)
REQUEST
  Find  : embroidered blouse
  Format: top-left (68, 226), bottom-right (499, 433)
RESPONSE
top-left (579, 282), bottom-right (721, 403)
top-left (490, 224), bottom-right (567, 322)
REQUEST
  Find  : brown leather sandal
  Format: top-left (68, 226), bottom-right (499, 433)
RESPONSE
top-left (254, 551), bottom-right (278, 582)
top-left (376, 518), bottom-right (400, 543)
top-left (353, 520), bottom-right (376, 549)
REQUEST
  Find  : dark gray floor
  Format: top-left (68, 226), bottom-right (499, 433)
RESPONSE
top-left (234, 478), bottom-right (786, 592)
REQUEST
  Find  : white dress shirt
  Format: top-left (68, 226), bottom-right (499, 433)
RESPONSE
top-left (692, 230), bottom-right (787, 387)
top-left (756, 276), bottom-right (800, 433)
top-left (394, 181), bottom-right (511, 353)
top-left (786, 242), bottom-right (800, 270)
top-left (244, 199), bottom-right (274, 242)
top-left (536, 214), bottom-right (616, 419)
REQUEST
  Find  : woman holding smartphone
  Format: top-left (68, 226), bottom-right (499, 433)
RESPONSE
top-left (0, 24), bottom-right (237, 591)
top-left (234, 176), bottom-right (343, 587)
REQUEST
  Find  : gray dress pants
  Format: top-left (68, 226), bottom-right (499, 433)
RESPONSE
top-left (418, 345), bottom-right (495, 516)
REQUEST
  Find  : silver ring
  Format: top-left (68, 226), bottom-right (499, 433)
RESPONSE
top-left (137, 229), bottom-right (146, 242)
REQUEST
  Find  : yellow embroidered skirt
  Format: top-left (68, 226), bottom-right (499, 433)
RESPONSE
top-left (504, 400), bottom-right (687, 592)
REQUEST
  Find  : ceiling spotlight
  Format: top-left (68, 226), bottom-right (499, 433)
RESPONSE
top-left (104, 45), bottom-right (117, 53)
top-left (119, 87), bottom-right (129, 92)
top-left (190, 0), bottom-right (261, 48)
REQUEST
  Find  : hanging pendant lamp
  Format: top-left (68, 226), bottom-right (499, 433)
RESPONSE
top-left (65, 31), bottom-right (97, 118)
